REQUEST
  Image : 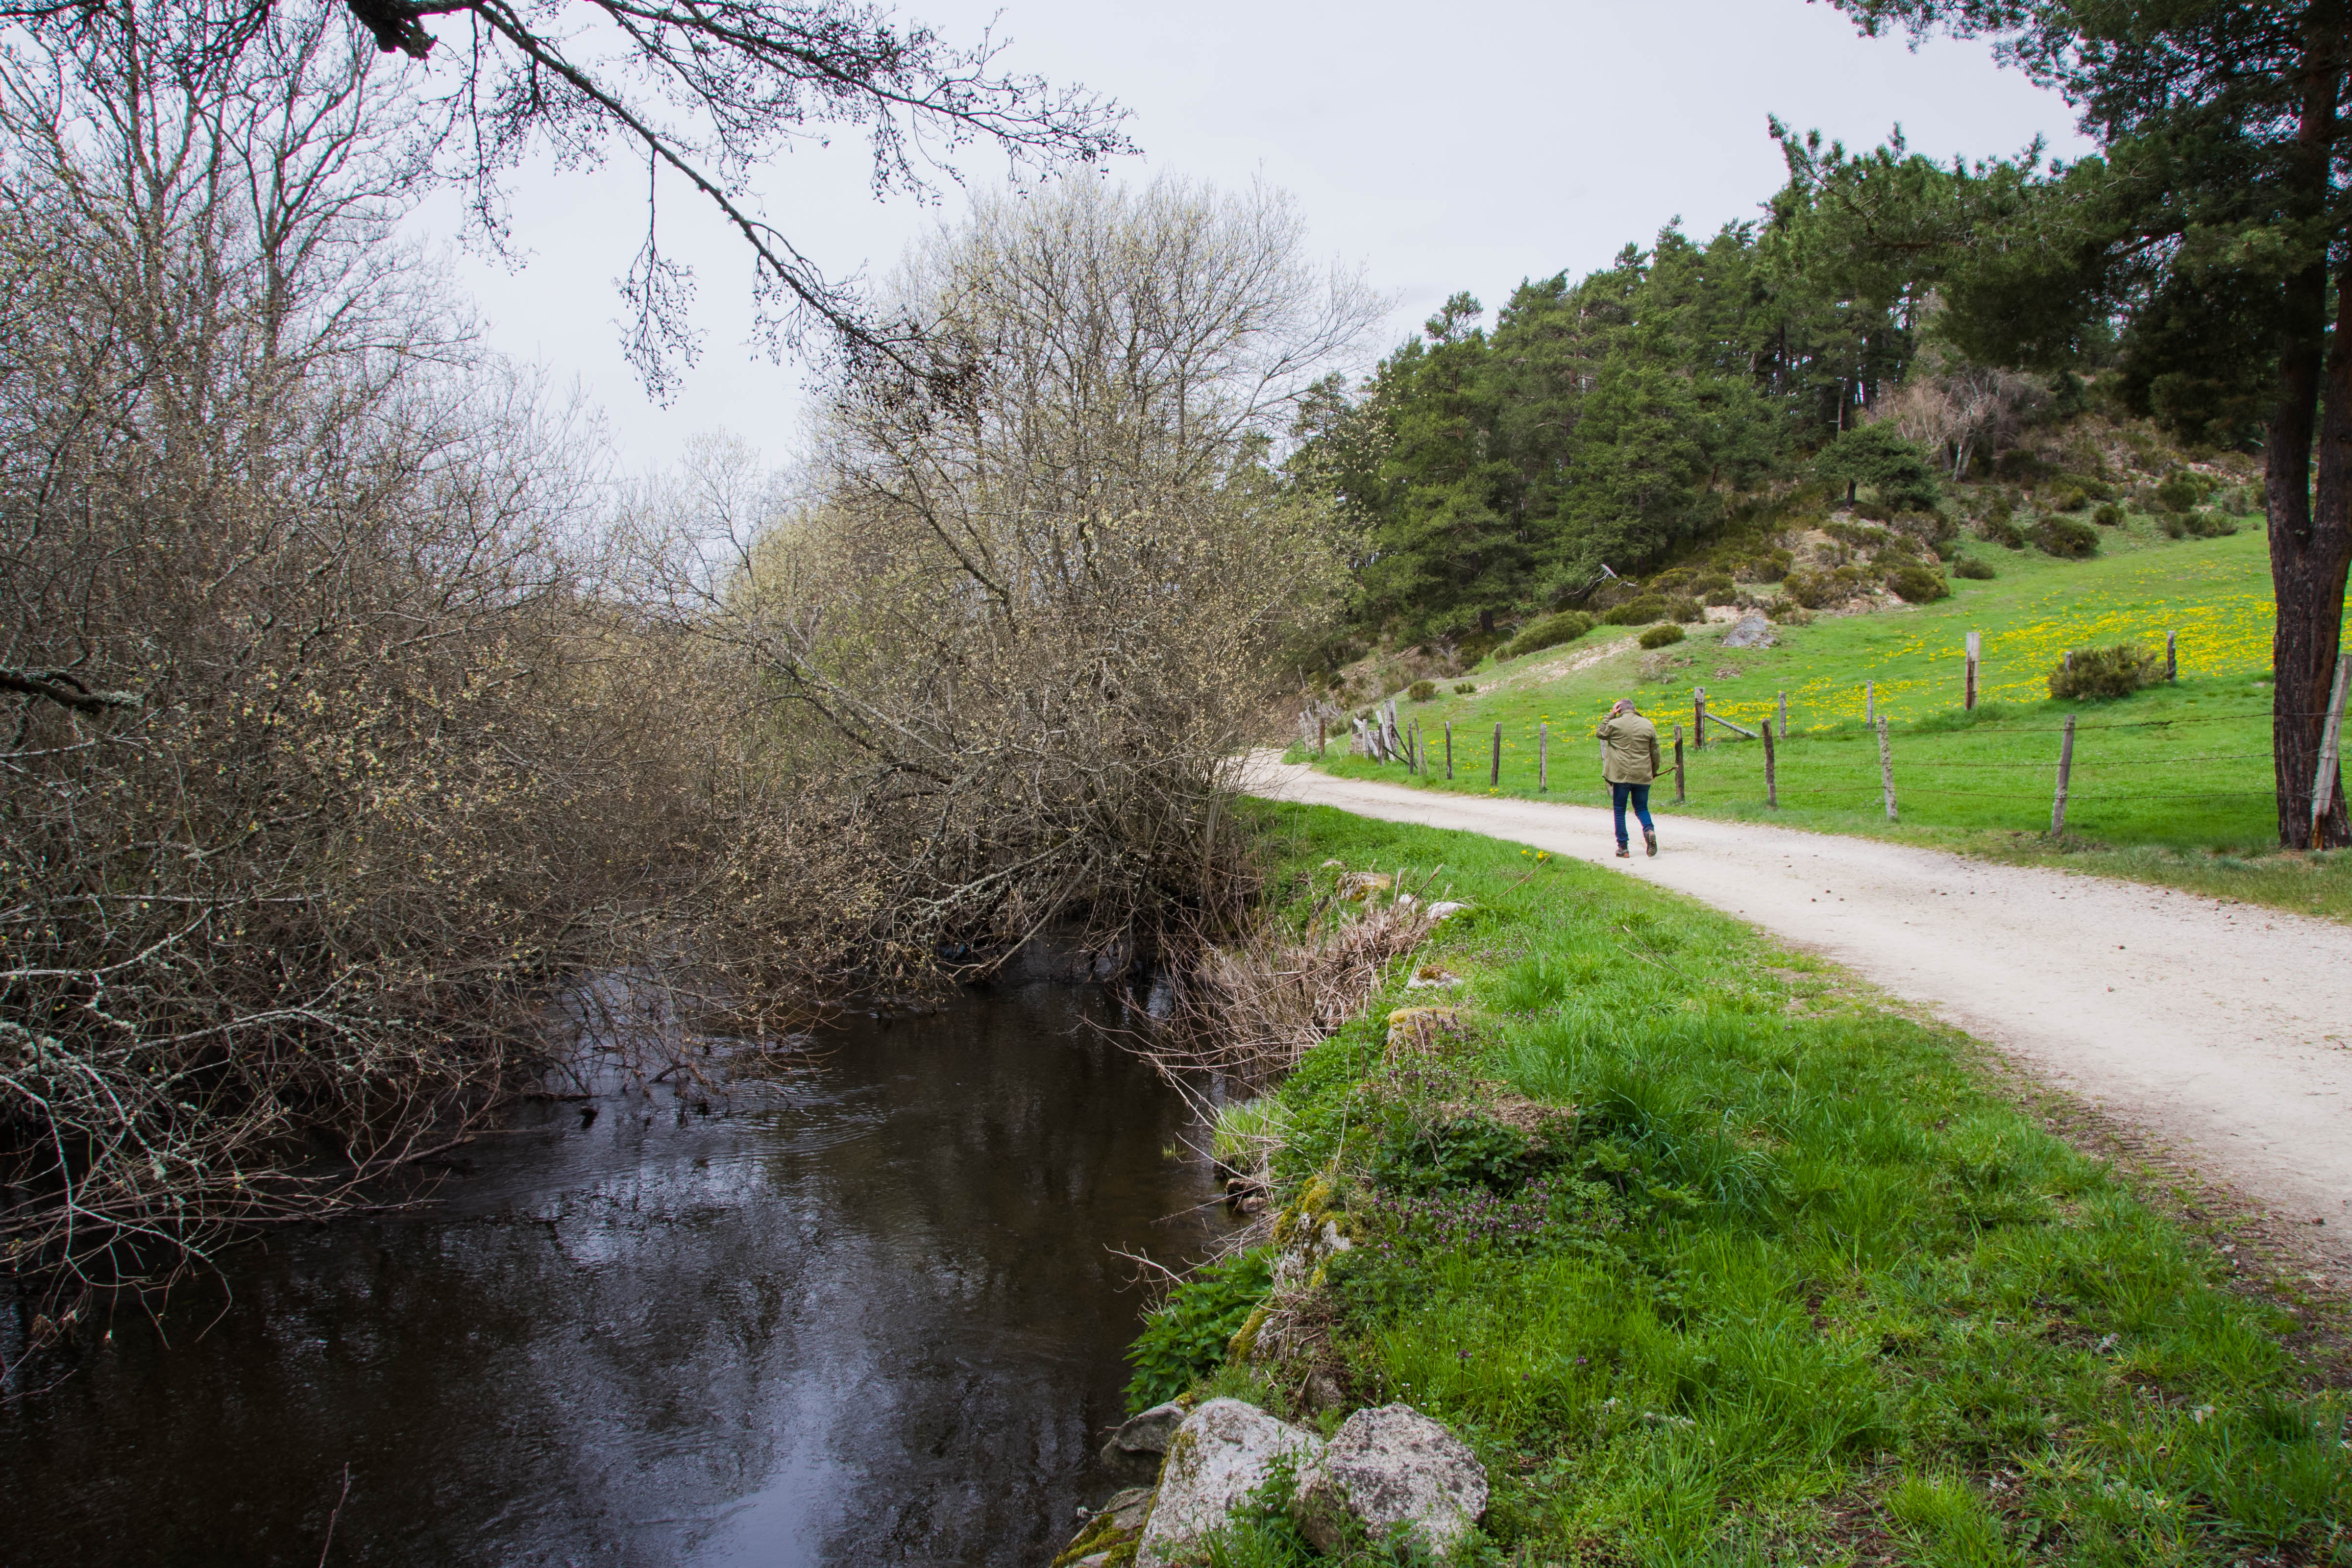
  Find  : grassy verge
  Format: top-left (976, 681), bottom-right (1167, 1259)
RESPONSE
top-left (1136, 801), bottom-right (2351, 1567)
top-left (1299, 522), bottom-right (2352, 921)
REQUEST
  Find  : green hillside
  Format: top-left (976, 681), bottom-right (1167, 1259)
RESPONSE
top-left (1296, 514), bottom-right (2352, 918)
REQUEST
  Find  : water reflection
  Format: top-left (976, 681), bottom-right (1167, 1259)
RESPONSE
top-left (1, 980), bottom-right (1224, 1566)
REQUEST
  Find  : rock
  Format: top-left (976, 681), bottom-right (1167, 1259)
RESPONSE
top-left (1134, 1399), bottom-right (1324, 1568)
top-left (1293, 1403), bottom-right (1488, 1561)
top-left (1720, 612), bottom-right (1776, 649)
top-left (1099, 1486), bottom-right (1153, 1532)
top-left (1338, 870), bottom-right (1395, 901)
top-left (1425, 901), bottom-right (1470, 922)
top-left (1100, 1401), bottom-right (1186, 1469)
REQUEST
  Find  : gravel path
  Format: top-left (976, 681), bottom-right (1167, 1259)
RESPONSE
top-left (1246, 754), bottom-right (2352, 1265)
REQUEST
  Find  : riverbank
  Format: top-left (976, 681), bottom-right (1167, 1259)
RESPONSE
top-left (1109, 799), bottom-right (2351, 1564)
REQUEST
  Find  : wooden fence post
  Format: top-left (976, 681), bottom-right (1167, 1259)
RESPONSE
top-left (1864, 679), bottom-right (1873, 726)
top-left (1693, 686), bottom-right (1708, 749)
top-left (1673, 724), bottom-right (1686, 804)
top-left (1964, 631), bottom-right (1981, 710)
top-left (1384, 699), bottom-right (1402, 759)
top-left (1539, 722), bottom-right (1549, 791)
top-left (2051, 713), bottom-right (2077, 838)
top-left (1316, 715), bottom-right (1325, 758)
top-left (1877, 715), bottom-right (1898, 823)
top-left (1778, 689), bottom-right (1788, 739)
top-left (2311, 650), bottom-right (2351, 836)
top-left (1490, 723), bottom-right (1502, 787)
top-left (2166, 629), bottom-right (2178, 682)
top-left (1444, 721), bottom-right (1453, 780)
top-left (1763, 720), bottom-right (1778, 808)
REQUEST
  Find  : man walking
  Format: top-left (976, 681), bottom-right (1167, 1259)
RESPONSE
top-left (1595, 698), bottom-right (1661, 858)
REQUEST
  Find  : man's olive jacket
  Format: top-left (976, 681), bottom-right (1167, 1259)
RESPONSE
top-left (1595, 712), bottom-right (1662, 785)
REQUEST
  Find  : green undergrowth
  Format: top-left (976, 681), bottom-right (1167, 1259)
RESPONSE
top-left (1137, 801), bottom-right (2351, 1567)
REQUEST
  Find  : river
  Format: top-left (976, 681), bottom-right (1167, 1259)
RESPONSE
top-left (0, 975), bottom-right (1225, 1565)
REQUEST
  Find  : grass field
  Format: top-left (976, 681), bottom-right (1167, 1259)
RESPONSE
top-left (1141, 805), bottom-right (2352, 1568)
top-left (1298, 516), bottom-right (2352, 921)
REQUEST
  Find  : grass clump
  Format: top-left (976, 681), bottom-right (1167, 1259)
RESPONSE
top-left (1407, 679), bottom-right (1437, 702)
top-left (1637, 623), bottom-right (1685, 649)
top-left (1953, 555), bottom-right (1997, 580)
top-left (2050, 644), bottom-right (2162, 701)
top-left (1172, 804), bottom-right (2352, 1566)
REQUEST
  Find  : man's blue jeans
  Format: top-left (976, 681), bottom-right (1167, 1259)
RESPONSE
top-left (1611, 782), bottom-right (1654, 847)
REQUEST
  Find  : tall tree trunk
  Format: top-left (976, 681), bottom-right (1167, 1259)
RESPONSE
top-left (2267, 10), bottom-right (2350, 848)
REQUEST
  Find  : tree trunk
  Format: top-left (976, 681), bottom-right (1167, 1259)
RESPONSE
top-left (2268, 13), bottom-right (2352, 847)
top-left (2286, 256), bottom-right (2352, 847)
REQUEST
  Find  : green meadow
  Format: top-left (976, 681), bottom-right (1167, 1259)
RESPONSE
top-left (1298, 517), bottom-right (2352, 920)
top-left (1147, 805), bottom-right (2352, 1568)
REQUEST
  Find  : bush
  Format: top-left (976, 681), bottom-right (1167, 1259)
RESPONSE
top-left (2048, 484), bottom-right (2089, 513)
top-left (1667, 594), bottom-right (1704, 623)
top-left (1600, 597), bottom-right (1667, 626)
top-left (1693, 574), bottom-right (1738, 605)
top-left (1637, 623), bottom-right (1686, 649)
top-left (1952, 556), bottom-right (1996, 580)
top-left (1781, 568), bottom-right (1841, 609)
top-left (1767, 602), bottom-right (1814, 625)
top-left (1453, 681), bottom-right (1477, 695)
top-left (1886, 564), bottom-right (1950, 603)
top-left (2048, 644), bottom-right (2162, 701)
top-left (2092, 502), bottom-right (2124, 527)
top-left (1981, 515), bottom-right (2026, 549)
top-left (2154, 471), bottom-right (2203, 513)
top-left (2034, 514), bottom-right (2099, 558)
top-left (1502, 610), bottom-right (1595, 659)
top-left (1407, 679), bottom-right (1437, 702)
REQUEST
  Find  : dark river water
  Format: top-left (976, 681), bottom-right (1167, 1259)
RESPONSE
top-left (0, 978), bottom-right (1225, 1566)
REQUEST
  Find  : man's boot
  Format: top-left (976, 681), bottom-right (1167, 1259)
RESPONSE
top-left (1643, 830), bottom-right (1658, 858)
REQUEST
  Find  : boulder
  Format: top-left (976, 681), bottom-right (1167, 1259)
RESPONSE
top-left (1134, 1399), bottom-right (1324, 1568)
top-left (1292, 1403), bottom-right (1488, 1561)
top-left (1100, 1401), bottom-right (1186, 1469)
top-left (1720, 612), bottom-right (1776, 650)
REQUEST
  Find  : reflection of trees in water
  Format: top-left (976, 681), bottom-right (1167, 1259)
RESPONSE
top-left (0, 985), bottom-right (1225, 1566)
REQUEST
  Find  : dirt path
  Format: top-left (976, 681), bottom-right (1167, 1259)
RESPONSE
top-left (1246, 754), bottom-right (2352, 1269)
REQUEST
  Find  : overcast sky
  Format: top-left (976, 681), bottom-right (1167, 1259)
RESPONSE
top-left (408, 0), bottom-right (2094, 473)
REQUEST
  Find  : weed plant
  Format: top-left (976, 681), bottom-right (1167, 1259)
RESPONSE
top-left (1156, 805), bottom-right (2352, 1565)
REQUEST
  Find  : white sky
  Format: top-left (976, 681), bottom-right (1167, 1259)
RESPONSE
top-left (407, 0), bottom-right (2093, 473)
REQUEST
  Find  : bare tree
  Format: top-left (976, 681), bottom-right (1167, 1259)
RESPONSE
top-left (0, 1), bottom-right (1133, 394)
top-left (627, 178), bottom-right (1378, 970)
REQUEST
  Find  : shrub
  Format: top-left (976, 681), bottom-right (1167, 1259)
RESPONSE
top-left (1503, 610), bottom-right (1594, 659)
top-left (2034, 514), bottom-right (2099, 558)
top-left (1407, 679), bottom-right (1437, 702)
top-left (2048, 484), bottom-right (2089, 512)
top-left (2154, 471), bottom-right (2203, 513)
top-left (2092, 502), bottom-right (2124, 527)
top-left (1885, 564), bottom-right (1950, 603)
top-left (1980, 515), bottom-right (2026, 549)
top-left (1600, 597), bottom-right (1667, 626)
top-left (1781, 568), bottom-right (1841, 609)
top-left (1952, 556), bottom-right (1996, 580)
top-left (1767, 602), bottom-right (1814, 625)
top-left (1453, 681), bottom-right (1477, 695)
top-left (1692, 574), bottom-right (1737, 604)
top-left (2048, 644), bottom-right (2161, 701)
top-left (1637, 623), bottom-right (1686, 649)
top-left (2189, 509), bottom-right (2238, 538)
top-left (1667, 595), bottom-right (1704, 623)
